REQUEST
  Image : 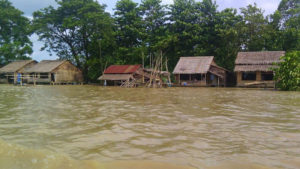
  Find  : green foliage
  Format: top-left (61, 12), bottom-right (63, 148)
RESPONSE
top-left (274, 51), bottom-right (300, 91)
top-left (0, 0), bottom-right (32, 66)
top-left (32, 0), bottom-right (114, 81)
top-left (114, 0), bottom-right (143, 64)
top-left (240, 3), bottom-right (267, 51)
top-left (2, 0), bottom-right (297, 83)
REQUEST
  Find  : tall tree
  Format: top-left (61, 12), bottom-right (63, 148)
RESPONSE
top-left (0, 0), bottom-right (32, 66)
top-left (277, 0), bottom-right (300, 51)
top-left (140, 0), bottom-right (168, 65)
top-left (168, 0), bottom-right (201, 68)
top-left (214, 8), bottom-right (243, 70)
top-left (32, 0), bottom-right (114, 81)
top-left (240, 3), bottom-right (267, 51)
top-left (114, 0), bottom-right (143, 64)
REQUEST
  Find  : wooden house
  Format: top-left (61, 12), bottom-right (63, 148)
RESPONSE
top-left (98, 65), bottom-right (153, 87)
top-left (234, 51), bottom-right (285, 88)
top-left (173, 56), bottom-right (227, 87)
top-left (0, 60), bottom-right (37, 84)
top-left (24, 60), bottom-right (83, 84)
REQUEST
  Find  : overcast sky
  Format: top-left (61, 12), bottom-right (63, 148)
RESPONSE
top-left (9, 0), bottom-right (281, 61)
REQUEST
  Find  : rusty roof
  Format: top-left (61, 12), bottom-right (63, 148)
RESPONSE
top-left (104, 65), bottom-right (141, 74)
top-left (173, 56), bottom-right (214, 74)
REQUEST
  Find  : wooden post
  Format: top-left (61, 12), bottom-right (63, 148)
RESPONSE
top-left (217, 76), bottom-right (219, 87)
top-left (179, 74), bottom-right (181, 85)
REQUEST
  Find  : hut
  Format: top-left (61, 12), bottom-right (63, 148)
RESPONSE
top-left (173, 56), bottom-right (227, 87)
top-left (0, 60), bottom-right (37, 84)
top-left (24, 60), bottom-right (83, 84)
top-left (234, 51), bottom-right (285, 88)
top-left (98, 65), bottom-right (152, 87)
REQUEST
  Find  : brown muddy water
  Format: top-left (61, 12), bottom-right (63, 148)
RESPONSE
top-left (0, 85), bottom-right (299, 169)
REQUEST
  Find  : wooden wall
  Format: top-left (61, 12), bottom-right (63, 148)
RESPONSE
top-left (53, 61), bottom-right (83, 83)
top-left (236, 71), bottom-right (275, 88)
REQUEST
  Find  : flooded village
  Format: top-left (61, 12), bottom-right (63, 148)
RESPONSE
top-left (0, 0), bottom-right (299, 169)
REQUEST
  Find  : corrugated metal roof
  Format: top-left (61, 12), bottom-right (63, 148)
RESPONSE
top-left (0, 60), bottom-right (37, 73)
top-left (235, 51), bottom-right (285, 65)
top-left (104, 65), bottom-right (141, 74)
top-left (173, 56), bottom-right (214, 74)
top-left (24, 60), bottom-right (67, 73)
top-left (98, 74), bottom-right (133, 80)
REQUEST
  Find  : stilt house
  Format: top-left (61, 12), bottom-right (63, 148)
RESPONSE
top-left (0, 60), bottom-right (37, 84)
top-left (173, 56), bottom-right (227, 87)
top-left (24, 60), bottom-right (83, 84)
top-left (98, 65), bottom-right (152, 87)
top-left (234, 51), bottom-right (285, 88)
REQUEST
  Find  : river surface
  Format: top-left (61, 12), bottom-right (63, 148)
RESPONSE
top-left (0, 85), bottom-right (299, 169)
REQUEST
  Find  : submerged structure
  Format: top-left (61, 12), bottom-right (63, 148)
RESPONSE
top-left (0, 60), bottom-right (37, 84)
top-left (98, 65), bottom-right (154, 87)
top-left (173, 56), bottom-right (227, 87)
top-left (234, 51), bottom-right (285, 88)
top-left (24, 60), bottom-right (83, 84)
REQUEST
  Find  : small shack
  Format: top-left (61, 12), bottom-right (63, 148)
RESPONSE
top-left (24, 60), bottom-right (83, 84)
top-left (234, 51), bottom-right (285, 88)
top-left (0, 60), bottom-right (37, 84)
top-left (173, 56), bottom-right (227, 87)
top-left (98, 65), bottom-right (152, 87)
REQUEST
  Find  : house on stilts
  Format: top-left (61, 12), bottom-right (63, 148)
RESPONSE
top-left (234, 51), bottom-right (285, 88)
top-left (98, 65), bottom-right (154, 87)
top-left (173, 56), bottom-right (227, 87)
top-left (24, 60), bottom-right (83, 84)
top-left (0, 60), bottom-right (37, 84)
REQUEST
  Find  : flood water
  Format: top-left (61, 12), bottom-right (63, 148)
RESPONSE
top-left (0, 85), bottom-right (299, 169)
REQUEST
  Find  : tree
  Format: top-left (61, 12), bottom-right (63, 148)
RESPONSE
top-left (240, 3), bottom-right (267, 51)
top-left (214, 8), bottom-right (243, 70)
top-left (277, 0), bottom-right (300, 51)
top-left (32, 0), bottom-right (114, 81)
top-left (114, 0), bottom-right (144, 64)
top-left (0, 0), bottom-right (32, 66)
top-left (168, 0), bottom-right (202, 68)
top-left (140, 0), bottom-right (168, 65)
top-left (274, 51), bottom-right (300, 91)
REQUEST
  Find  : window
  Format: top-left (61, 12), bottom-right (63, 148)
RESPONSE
top-left (261, 72), bottom-right (274, 81)
top-left (40, 73), bottom-right (49, 79)
top-left (242, 72), bottom-right (256, 80)
top-left (0, 73), bottom-right (5, 79)
top-left (180, 74), bottom-right (190, 80)
top-left (191, 74), bottom-right (202, 81)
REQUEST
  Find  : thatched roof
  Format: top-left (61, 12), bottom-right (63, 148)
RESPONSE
top-left (24, 60), bottom-right (67, 73)
top-left (98, 74), bottom-right (133, 81)
top-left (0, 60), bottom-right (37, 73)
top-left (173, 56), bottom-right (214, 74)
top-left (235, 51), bottom-right (285, 64)
top-left (234, 65), bottom-right (279, 72)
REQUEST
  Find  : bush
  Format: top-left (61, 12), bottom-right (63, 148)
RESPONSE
top-left (274, 51), bottom-right (300, 91)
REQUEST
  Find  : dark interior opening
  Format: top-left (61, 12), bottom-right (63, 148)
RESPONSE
top-left (242, 72), bottom-right (256, 80)
top-left (261, 72), bottom-right (274, 81)
top-left (180, 74), bottom-right (190, 81)
top-left (0, 73), bottom-right (5, 79)
top-left (191, 74), bottom-right (202, 81)
top-left (51, 73), bottom-right (55, 82)
top-left (40, 73), bottom-right (49, 79)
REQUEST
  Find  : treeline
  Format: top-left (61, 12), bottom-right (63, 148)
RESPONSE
top-left (0, 0), bottom-right (299, 81)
